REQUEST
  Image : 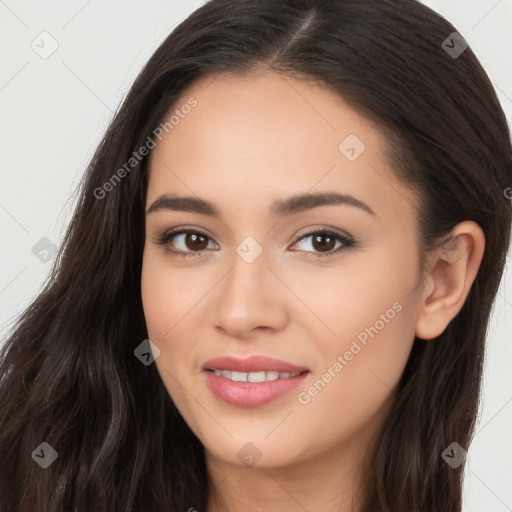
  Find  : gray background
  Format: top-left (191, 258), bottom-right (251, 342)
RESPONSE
top-left (1, 0), bottom-right (511, 509)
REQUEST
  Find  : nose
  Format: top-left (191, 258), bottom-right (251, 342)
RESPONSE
top-left (211, 248), bottom-right (289, 339)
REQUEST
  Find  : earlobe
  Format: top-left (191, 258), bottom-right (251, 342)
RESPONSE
top-left (415, 221), bottom-right (485, 340)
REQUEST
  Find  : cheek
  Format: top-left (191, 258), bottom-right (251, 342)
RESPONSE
top-left (141, 255), bottom-right (169, 341)
top-left (288, 298), bottom-right (416, 461)
top-left (292, 239), bottom-right (419, 356)
top-left (296, 301), bottom-right (415, 445)
top-left (293, 244), bottom-right (419, 424)
top-left (141, 251), bottom-right (185, 376)
top-left (140, 249), bottom-right (207, 403)
top-left (140, 252), bottom-right (192, 420)
top-left (141, 249), bottom-right (207, 341)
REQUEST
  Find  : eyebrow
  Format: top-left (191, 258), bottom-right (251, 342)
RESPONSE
top-left (146, 191), bottom-right (377, 218)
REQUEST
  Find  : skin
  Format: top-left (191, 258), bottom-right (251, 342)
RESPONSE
top-left (141, 69), bottom-right (485, 512)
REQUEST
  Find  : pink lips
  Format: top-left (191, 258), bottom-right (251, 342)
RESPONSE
top-left (201, 355), bottom-right (310, 373)
top-left (201, 355), bottom-right (310, 408)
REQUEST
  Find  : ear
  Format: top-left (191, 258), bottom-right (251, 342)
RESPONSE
top-left (415, 221), bottom-right (485, 340)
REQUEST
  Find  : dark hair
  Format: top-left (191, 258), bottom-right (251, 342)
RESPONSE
top-left (1, 0), bottom-right (511, 510)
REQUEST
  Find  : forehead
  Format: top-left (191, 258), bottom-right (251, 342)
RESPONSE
top-left (146, 70), bottom-right (416, 225)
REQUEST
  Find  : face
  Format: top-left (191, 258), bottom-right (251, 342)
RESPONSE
top-left (141, 70), bottom-right (424, 470)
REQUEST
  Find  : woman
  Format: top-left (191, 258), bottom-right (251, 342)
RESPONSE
top-left (1, 0), bottom-right (510, 510)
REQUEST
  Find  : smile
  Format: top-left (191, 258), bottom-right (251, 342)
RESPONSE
top-left (211, 369), bottom-right (305, 382)
top-left (203, 369), bottom-right (310, 408)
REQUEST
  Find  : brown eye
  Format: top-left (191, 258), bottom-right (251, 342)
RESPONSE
top-left (291, 229), bottom-right (355, 258)
top-left (311, 233), bottom-right (337, 252)
top-left (184, 232), bottom-right (209, 251)
top-left (155, 229), bottom-right (219, 258)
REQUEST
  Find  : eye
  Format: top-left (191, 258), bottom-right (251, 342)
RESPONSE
top-left (153, 227), bottom-right (356, 259)
top-left (289, 228), bottom-right (356, 257)
top-left (154, 228), bottom-right (218, 258)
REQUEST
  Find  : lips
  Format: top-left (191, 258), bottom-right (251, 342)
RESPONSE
top-left (203, 368), bottom-right (310, 408)
top-left (201, 355), bottom-right (309, 374)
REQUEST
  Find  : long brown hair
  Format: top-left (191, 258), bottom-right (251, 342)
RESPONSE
top-left (1, 0), bottom-right (511, 510)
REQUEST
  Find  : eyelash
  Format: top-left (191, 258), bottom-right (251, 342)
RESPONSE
top-left (153, 227), bottom-right (356, 259)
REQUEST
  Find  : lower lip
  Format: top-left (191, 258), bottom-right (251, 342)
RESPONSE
top-left (203, 370), bottom-right (309, 408)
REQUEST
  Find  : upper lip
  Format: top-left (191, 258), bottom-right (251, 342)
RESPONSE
top-left (201, 355), bottom-right (310, 373)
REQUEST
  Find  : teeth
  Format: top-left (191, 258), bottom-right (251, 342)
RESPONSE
top-left (212, 369), bottom-right (303, 382)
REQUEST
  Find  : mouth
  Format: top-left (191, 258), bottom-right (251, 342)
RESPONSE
top-left (201, 355), bottom-right (311, 407)
top-left (201, 354), bottom-right (310, 374)
top-left (202, 367), bottom-right (311, 408)
top-left (204, 368), bottom-right (309, 383)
